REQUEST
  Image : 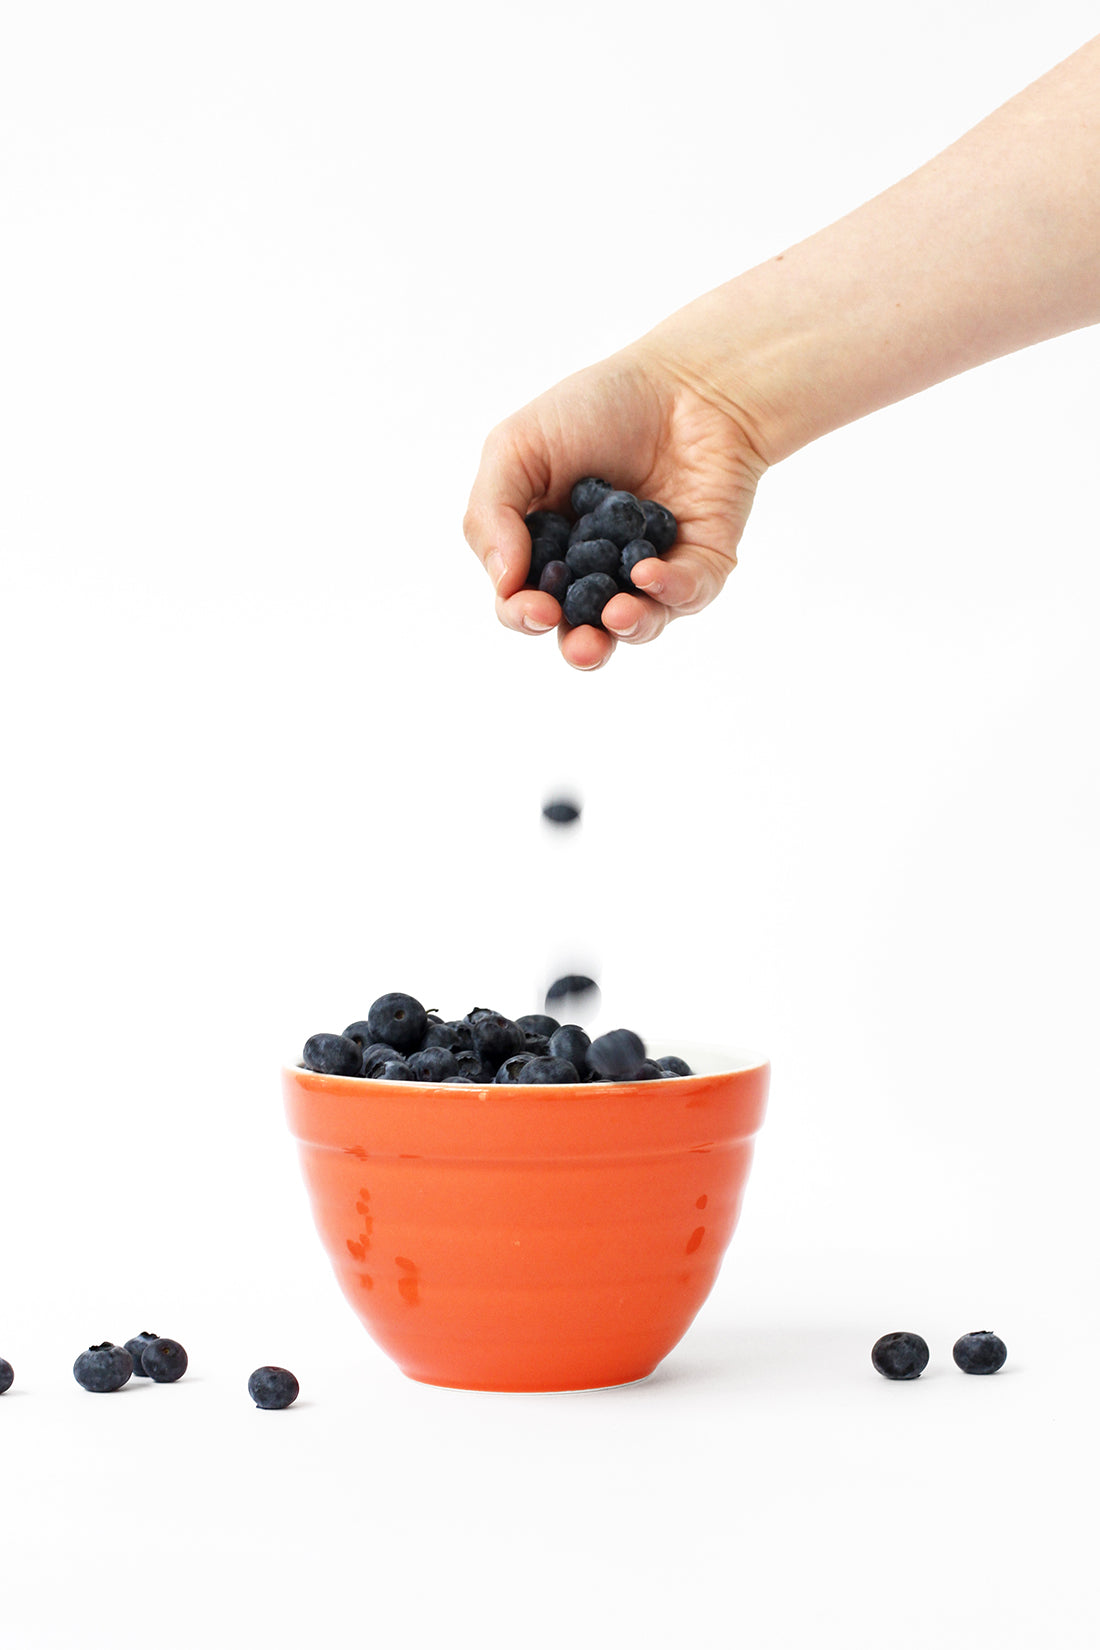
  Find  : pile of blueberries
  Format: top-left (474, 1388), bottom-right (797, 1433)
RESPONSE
top-left (525, 476), bottom-right (678, 631)
top-left (301, 992), bottom-right (693, 1086)
top-left (871, 1329), bottom-right (1008, 1379)
top-left (0, 1336), bottom-right (299, 1409)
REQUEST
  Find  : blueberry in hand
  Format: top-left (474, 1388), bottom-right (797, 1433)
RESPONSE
top-left (568, 512), bottom-right (603, 545)
top-left (408, 1047), bottom-right (459, 1082)
top-left (248, 1366), bottom-right (300, 1409)
top-left (590, 491), bottom-right (646, 548)
top-left (539, 560), bottom-right (572, 602)
top-left (302, 1033), bottom-right (363, 1077)
top-left (142, 1338), bottom-right (188, 1383)
top-left (620, 539), bottom-right (658, 584)
top-left (565, 538), bottom-right (620, 579)
top-left (570, 477), bottom-right (613, 517)
top-left (73, 1343), bottom-right (133, 1393)
top-left (871, 1332), bottom-right (930, 1381)
top-left (549, 1025), bottom-right (590, 1070)
top-left (639, 499), bottom-right (677, 553)
top-left (525, 511), bottom-right (571, 553)
top-left (0, 1358), bottom-right (13, 1395)
top-left (527, 537), bottom-right (561, 588)
top-left (952, 1331), bottom-right (1007, 1374)
top-left (473, 1014), bottom-right (526, 1068)
top-left (544, 976), bottom-right (600, 1018)
top-left (562, 572), bottom-right (618, 629)
top-left (586, 1029), bottom-right (647, 1081)
top-left (124, 1331), bottom-right (160, 1377)
top-left (521, 1056), bottom-right (580, 1083)
top-left (367, 993), bottom-right (427, 1054)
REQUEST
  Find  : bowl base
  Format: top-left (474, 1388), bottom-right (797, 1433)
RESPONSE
top-left (402, 1367), bottom-right (659, 1395)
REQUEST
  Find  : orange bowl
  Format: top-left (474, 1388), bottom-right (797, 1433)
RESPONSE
top-left (282, 1044), bottom-right (769, 1392)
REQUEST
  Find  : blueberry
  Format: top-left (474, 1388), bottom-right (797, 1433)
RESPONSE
top-left (589, 491), bottom-right (646, 549)
top-left (549, 1025), bottom-right (590, 1069)
top-left (539, 560), bottom-right (572, 602)
top-left (454, 1051), bottom-right (489, 1083)
top-left (520, 1056), bottom-right (580, 1084)
top-left (527, 537), bottom-right (560, 588)
top-left (473, 1014), bottom-right (526, 1067)
top-left (570, 477), bottom-right (614, 517)
top-left (420, 1021), bottom-right (459, 1050)
top-left (565, 538), bottom-right (620, 579)
top-left (141, 1338), bottom-right (188, 1383)
top-left (464, 1006), bottom-right (501, 1024)
top-left (380, 1059), bottom-right (414, 1081)
top-left (367, 993), bottom-right (427, 1054)
top-left (73, 1342), bottom-right (133, 1393)
top-left (495, 1054), bottom-right (532, 1083)
top-left (124, 1331), bottom-right (160, 1377)
top-left (562, 573), bottom-right (618, 629)
top-left (586, 1029), bottom-right (647, 1081)
top-left (408, 1047), bottom-right (459, 1083)
top-left (342, 1021), bottom-right (374, 1047)
top-left (525, 510), bottom-right (571, 553)
top-left (447, 1020), bottom-right (475, 1052)
top-left (522, 1033), bottom-right (551, 1057)
top-left (360, 1042), bottom-right (402, 1077)
top-left (639, 499), bottom-right (678, 553)
top-left (248, 1366), bottom-right (300, 1410)
top-left (0, 1359), bottom-right (13, 1395)
top-left (639, 1060), bottom-right (667, 1080)
top-left (871, 1332), bottom-right (930, 1381)
top-left (302, 1033), bottom-right (363, 1077)
top-left (656, 1055), bottom-right (693, 1077)
top-left (541, 797), bottom-right (580, 826)
top-left (952, 1331), bottom-right (1007, 1375)
top-left (620, 538), bottom-right (658, 583)
top-left (517, 1014), bottom-right (561, 1038)
top-left (544, 976), bottom-right (601, 1018)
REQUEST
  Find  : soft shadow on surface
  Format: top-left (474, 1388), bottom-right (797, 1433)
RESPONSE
top-left (640, 1322), bottom-right (884, 1392)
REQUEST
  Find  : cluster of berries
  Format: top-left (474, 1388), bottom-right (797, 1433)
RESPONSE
top-left (301, 992), bottom-right (693, 1086)
top-left (0, 1335), bottom-right (299, 1410)
top-left (871, 1329), bottom-right (1008, 1380)
top-left (525, 476), bottom-right (678, 630)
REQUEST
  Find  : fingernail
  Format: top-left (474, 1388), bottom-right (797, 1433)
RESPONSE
top-left (487, 551), bottom-right (505, 590)
top-left (575, 657), bottom-right (606, 672)
top-left (635, 577), bottom-right (662, 596)
top-left (522, 616), bottom-right (554, 633)
top-left (608, 620), bottom-right (638, 638)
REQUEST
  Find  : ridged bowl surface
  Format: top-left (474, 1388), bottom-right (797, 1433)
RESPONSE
top-left (283, 1045), bottom-right (769, 1392)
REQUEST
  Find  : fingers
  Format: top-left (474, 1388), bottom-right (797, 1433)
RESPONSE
top-left (600, 588), bottom-right (670, 645)
top-left (463, 423), bottom-right (547, 601)
top-left (628, 545), bottom-right (732, 614)
top-left (559, 623), bottom-right (616, 671)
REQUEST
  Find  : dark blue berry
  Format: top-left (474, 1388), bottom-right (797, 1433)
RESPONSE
top-left (527, 537), bottom-right (560, 588)
top-left (549, 1025), bottom-right (590, 1069)
top-left (586, 1029), bottom-right (647, 1081)
top-left (569, 512), bottom-right (602, 544)
top-left (367, 993), bottom-right (427, 1054)
top-left (517, 1014), bottom-right (561, 1037)
top-left (464, 1007), bottom-right (501, 1024)
top-left (520, 1056), bottom-right (580, 1084)
top-left (539, 560), bottom-right (572, 602)
top-left (360, 1042), bottom-right (402, 1077)
top-left (302, 1033), bottom-right (363, 1077)
top-left (871, 1332), bottom-right (929, 1381)
top-left (570, 477), bottom-right (613, 516)
top-left (656, 1055), bottom-right (693, 1077)
top-left (541, 797), bottom-right (580, 826)
top-left (473, 1014), bottom-right (526, 1067)
top-left (562, 572), bottom-right (618, 629)
top-left (342, 1021), bottom-right (374, 1047)
top-left (124, 1331), bottom-right (159, 1377)
top-left (495, 1054), bottom-right (532, 1083)
top-left (142, 1338), bottom-right (188, 1383)
top-left (952, 1331), bottom-right (1007, 1375)
top-left (0, 1358), bottom-right (13, 1395)
top-left (379, 1059), bottom-right (414, 1081)
top-left (408, 1047), bottom-right (459, 1083)
top-left (639, 499), bottom-right (677, 553)
top-left (638, 1060), bottom-right (667, 1080)
top-left (248, 1366), bottom-right (300, 1409)
top-left (589, 491), bottom-right (646, 548)
top-left (525, 510), bottom-right (571, 553)
top-left (420, 1021), bottom-right (459, 1050)
top-left (565, 538), bottom-right (620, 578)
top-left (620, 538), bottom-right (658, 581)
top-left (74, 1343), bottom-right (133, 1393)
top-left (522, 1033), bottom-right (551, 1056)
top-left (454, 1051), bottom-right (489, 1082)
top-left (544, 976), bottom-right (601, 1018)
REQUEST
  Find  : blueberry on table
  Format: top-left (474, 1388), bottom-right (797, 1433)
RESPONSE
top-left (562, 572), bottom-right (618, 629)
top-left (302, 1033), bottom-right (363, 1077)
top-left (124, 1331), bottom-right (160, 1377)
top-left (367, 993), bottom-right (428, 1054)
top-left (639, 499), bottom-right (678, 553)
top-left (524, 510), bottom-right (571, 553)
top-left (538, 560), bottom-right (572, 602)
top-left (871, 1332), bottom-right (930, 1381)
top-left (541, 797), bottom-right (580, 826)
top-left (249, 1366), bottom-right (300, 1410)
top-left (73, 1343), bottom-right (133, 1393)
top-left (589, 491), bottom-right (646, 548)
top-left (0, 1358), bottom-right (13, 1395)
top-left (473, 1014), bottom-right (526, 1068)
top-left (544, 976), bottom-right (600, 1017)
top-left (586, 1029), bottom-right (647, 1081)
top-left (952, 1331), bottom-right (1007, 1375)
top-left (549, 1025), bottom-right (590, 1070)
top-left (521, 1056), bottom-right (580, 1084)
top-left (408, 1047), bottom-right (459, 1082)
top-left (141, 1338), bottom-right (188, 1383)
top-left (571, 477), bottom-right (614, 517)
top-left (565, 538), bottom-right (620, 579)
top-left (517, 1014), bottom-right (561, 1037)
top-left (495, 1054), bottom-right (532, 1083)
top-left (656, 1055), bottom-right (693, 1077)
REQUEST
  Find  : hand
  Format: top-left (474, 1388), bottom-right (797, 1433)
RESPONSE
top-left (463, 344), bottom-right (769, 670)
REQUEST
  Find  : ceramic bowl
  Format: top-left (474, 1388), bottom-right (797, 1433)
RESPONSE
top-left (282, 1043), bottom-right (769, 1392)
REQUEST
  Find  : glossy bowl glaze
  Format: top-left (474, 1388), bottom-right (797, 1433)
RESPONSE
top-left (282, 1044), bottom-right (769, 1392)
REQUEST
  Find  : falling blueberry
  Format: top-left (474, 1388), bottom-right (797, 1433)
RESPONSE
top-left (541, 799), bottom-right (580, 827)
top-left (952, 1331), bottom-right (1007, 1375)
top-left (124, 1331), bottom-right (160, 1377)
top-left (871, 1332), bottom-right (930, 1381)
top-left (141, 1338), bottom-right (188, 1383)
top-left (302, 1033), bottom-right (363, 1077)
top-left (248, 1366), bottom-right (300, 1410)
top-left (74, 1343), bottom-right (133, 1393)
top-left (0, 1358), bottom-right (13, 1395)
top-left (544, 975), bottom-right (601, 1018)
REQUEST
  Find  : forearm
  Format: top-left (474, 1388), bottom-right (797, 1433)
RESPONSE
top-left (645, 33), bottom-right (1100, 465)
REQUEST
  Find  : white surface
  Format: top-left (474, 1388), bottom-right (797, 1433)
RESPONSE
top-left (1, 3), bottom-right (1097, 1646)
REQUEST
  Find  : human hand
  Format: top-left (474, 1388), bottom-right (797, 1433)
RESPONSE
top-left (463, 344), bottom-right (769, 670)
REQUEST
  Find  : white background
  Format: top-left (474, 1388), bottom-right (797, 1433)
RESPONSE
top-left (1, 2), bottom-right (1097, 1644)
